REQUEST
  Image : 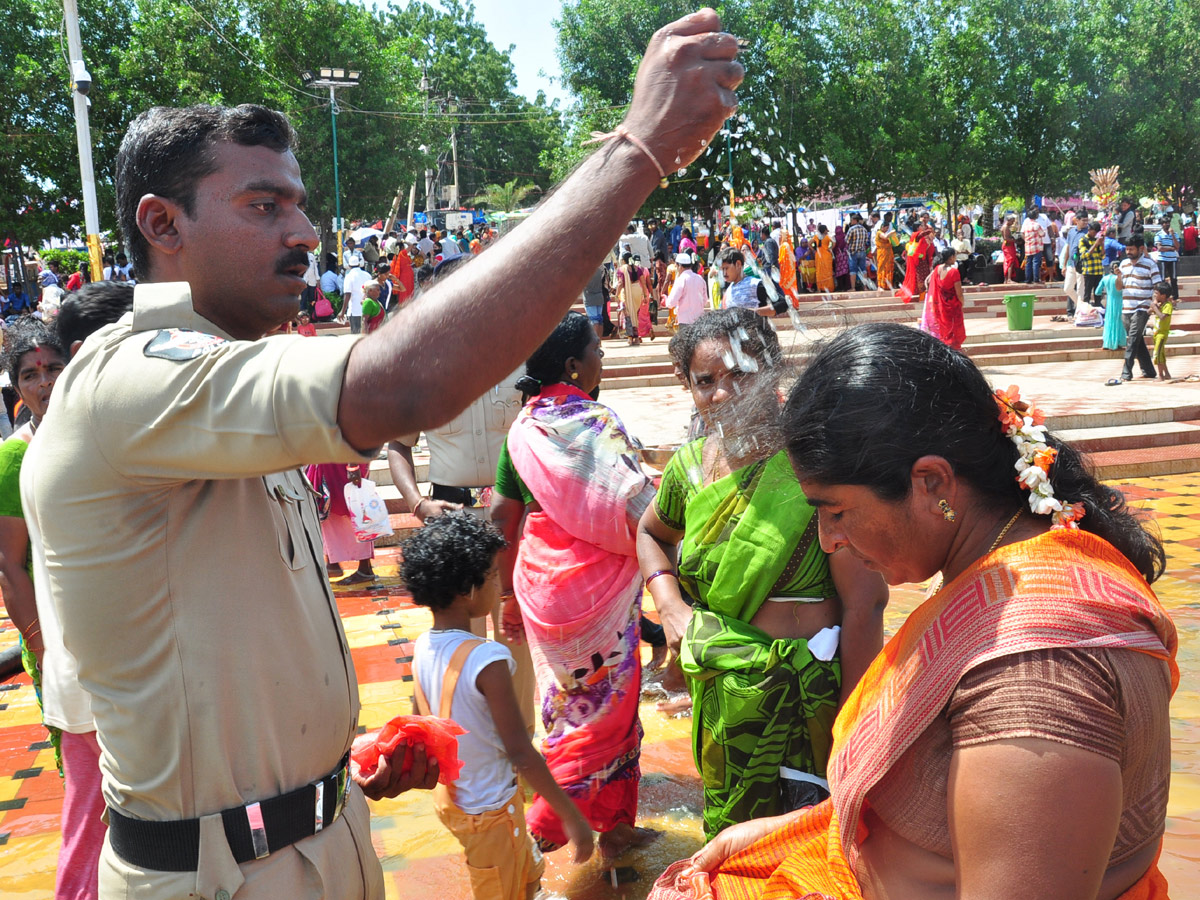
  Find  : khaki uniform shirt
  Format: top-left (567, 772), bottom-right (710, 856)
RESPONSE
top-left (22, 282), bottom-right (384, 900)
top-left (397, 368), bottom-right (522, 487)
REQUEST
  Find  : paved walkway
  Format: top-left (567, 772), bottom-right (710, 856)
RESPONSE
top-left (1, 470), bottom-right (1198, 897)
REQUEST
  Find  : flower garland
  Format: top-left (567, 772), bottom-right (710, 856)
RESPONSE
top-left (994, 385), bottom-right (1085, 529)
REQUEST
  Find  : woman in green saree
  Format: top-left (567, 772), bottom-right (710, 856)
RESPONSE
top-left (637, 308), bottom-right (887, 840)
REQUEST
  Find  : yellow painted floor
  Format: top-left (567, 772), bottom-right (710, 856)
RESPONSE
top-left (0, 473), bottom-right (1197, 898)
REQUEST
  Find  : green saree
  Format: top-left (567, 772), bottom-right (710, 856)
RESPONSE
top-left (655, 440), bottom-right (841, 840)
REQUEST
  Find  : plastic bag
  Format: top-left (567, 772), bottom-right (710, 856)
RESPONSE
top-left (344, 478), bottom-right (394, 543)
top-left (350, 714), bottom-right (468, 784)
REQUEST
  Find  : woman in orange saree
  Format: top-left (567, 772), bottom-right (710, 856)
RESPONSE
top-left (813, 226), bottom-right (834, 293)
top-left (873, 214), bottom-right (896, 291)
top-left (651, 324), bottom-right (1177, 900)
top-left (778, 232), bottom-right (798, 303)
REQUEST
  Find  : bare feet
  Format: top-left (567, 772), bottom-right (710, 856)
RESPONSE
top-left (655, 694), bottom-right (693, 716)
top-left (661, 659), bottom-right (687, 694)
top-left (599, 824), bottom-right (660, 859)
top-left (647, 642), bottom-right (669, 672)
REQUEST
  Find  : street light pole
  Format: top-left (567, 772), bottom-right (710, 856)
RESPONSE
top-left (328, 85), bottom-right (341, 262)
top-left (63, 0), bottom-right (103, 281)
top-left (301, 68), bottom-right (360, 266)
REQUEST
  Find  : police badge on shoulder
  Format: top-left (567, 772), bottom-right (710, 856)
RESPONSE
top-left (143, 328), bottom-right (228, 360)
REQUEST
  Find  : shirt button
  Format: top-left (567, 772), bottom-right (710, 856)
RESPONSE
top-left (216, 891), bottom-right (231, 900)
top-left (475, 429), bottom-right (482, 435)
top-left (513, 827), bottom-right (520, 837)
top-left (507, 804), bottom-right (515, 815)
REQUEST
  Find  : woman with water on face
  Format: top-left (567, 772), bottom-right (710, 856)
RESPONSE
top-left (491, 311), bottom-right (659, 858)
top-left (660, 323), bottom-right (1176, 900)
top-left (636, 307), bottom-right (888, 841)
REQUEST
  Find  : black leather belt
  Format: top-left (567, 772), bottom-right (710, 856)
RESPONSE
top-left (107, 753), bottom-right (350, 872)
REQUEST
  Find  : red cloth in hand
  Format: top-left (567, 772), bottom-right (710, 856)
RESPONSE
top-left (350, 715), bottom-right (468, 784)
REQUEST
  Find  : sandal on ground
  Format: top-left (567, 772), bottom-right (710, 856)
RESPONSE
top-left (1104, 378), bottom-right (1124, 386)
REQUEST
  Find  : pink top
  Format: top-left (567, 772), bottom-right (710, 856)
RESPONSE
top-left (664, 269), bottom-right (709, 325)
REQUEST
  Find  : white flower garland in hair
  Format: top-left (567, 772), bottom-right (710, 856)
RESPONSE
top-left (994, 385), bottom-right (1084, 529)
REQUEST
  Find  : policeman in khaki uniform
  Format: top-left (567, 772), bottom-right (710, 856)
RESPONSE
top-left (21, 20), bottom-right (741, 899)
top-left (24, 282), bottom-right (384, 900)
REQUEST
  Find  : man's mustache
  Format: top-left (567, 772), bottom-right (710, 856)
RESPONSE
top-left (276, 250), bottom-right (311, 275)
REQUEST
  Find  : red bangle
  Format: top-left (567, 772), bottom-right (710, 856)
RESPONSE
top-left (645, 569), bottom-right (676, 586)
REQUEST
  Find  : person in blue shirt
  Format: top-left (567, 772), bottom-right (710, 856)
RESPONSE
top-left (1103, 227), bottom-right (1124, 266)
top-left (670, 216), bottom-right (684, 254)
top-left (1153, 219), bottom-right (1180, 298)
top-left (3, 282), bottom-right (33, 317)
top-left (719, 248), bottom-right (771, 314)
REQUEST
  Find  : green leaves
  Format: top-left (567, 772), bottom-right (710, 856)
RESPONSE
top-left (1, 0), bottom-right (562, 247)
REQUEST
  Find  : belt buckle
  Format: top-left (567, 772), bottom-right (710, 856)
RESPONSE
top-left (333, 763), bottom-right (349, 823)
top-left (244, 801), bottom-right (270, 860)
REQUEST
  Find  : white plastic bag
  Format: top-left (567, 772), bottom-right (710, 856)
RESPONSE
top-left (344, 478), bottom-right (394, 543)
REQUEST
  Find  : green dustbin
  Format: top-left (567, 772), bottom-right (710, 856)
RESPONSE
top-left (1003, 294), bottom-right (1035, 330)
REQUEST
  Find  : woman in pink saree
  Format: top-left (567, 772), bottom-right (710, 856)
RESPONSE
top-left (493, 312), bottom-right (659, 858)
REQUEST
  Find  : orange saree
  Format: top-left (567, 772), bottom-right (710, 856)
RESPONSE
top-left (652, 528), bottom-right (1178, 900)
top-left (778, 233), bottom-right (799, 304)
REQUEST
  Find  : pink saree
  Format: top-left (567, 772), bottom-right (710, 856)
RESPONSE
top-left (507, 383), bottom-right (656, 845)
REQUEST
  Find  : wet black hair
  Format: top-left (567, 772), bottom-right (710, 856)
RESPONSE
top-left (783, 323), bottom-right (1165, 583)
top-left (669, 307), bottom-right (782, 382)
top-left (54, 281), bottom-right (135, 353)
top-left (4, 317), bottom-right (66, 386)
top-left (400, 511), bottom-right (506, 611)
top-left (116, 104), bottom-right (295, 280)
top-left (515, 310), bottom-right (593, 396)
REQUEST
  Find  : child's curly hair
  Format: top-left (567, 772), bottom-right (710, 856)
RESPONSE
top-left (400, 511), bottom-right (507, 610)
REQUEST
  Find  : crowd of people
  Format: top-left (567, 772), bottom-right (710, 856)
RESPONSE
top-left (0, 12), bottom-right (1184, 900)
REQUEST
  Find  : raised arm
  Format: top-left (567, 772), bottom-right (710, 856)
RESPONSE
top-left (338, 10), bottom-right (742, 449)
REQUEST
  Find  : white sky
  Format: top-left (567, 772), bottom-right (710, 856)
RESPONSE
top-left (381, 0), bottom-right (570, 105)
top-left (468, 0), bottom-right (569, 105)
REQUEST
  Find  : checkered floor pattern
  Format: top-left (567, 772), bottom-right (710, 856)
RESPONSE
top-left (2, 474), bottom-right (1198, 897)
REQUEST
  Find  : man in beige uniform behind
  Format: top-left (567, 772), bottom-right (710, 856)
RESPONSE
top-left (21, 11), bottom-right (741, 900)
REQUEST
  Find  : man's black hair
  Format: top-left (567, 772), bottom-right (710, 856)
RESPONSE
top-left (720, 248), bottom-right (745, 266)
top-left (400, 512), bottom-right (506, 610)
top-left (55, 281), bottom-right (135, 353)
top-left (116, 104), bottom-right (295, 281)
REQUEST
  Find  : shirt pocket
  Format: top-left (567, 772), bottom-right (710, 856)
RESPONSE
top-left (263, 470), bottom-right (312, 570)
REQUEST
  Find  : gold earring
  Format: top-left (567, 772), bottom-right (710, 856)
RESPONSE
top-left (570, 371), bottom-right (579, 380)
top-left (938, 499), bottom-right (957, 522)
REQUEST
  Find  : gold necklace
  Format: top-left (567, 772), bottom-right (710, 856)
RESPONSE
top-left (930, 507), bottom-right (1024, 597)
top-left (987, 508), bottom-right (1023, 554)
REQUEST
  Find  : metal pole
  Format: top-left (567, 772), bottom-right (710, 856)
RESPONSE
top-left (726, 130), bottom-right (735, 212)
top-left (329, 85), bottom-right (343, 267)
top-left (450, 125), bottom-right (459, 210)
top-left (63, 0), bottom-right (103, 281)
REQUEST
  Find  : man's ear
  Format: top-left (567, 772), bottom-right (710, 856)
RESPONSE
top-left (136, 194), bottom-right (185, 260)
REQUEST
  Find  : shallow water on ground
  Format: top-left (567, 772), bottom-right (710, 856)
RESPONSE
top-left (0, 474), bottom-right (1197, 897)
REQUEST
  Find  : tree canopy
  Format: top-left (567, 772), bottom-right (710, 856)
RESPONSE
top-left (554, 0), bottom-right (1200, 219)
top-left (1, 0), bottom-right (563, 247)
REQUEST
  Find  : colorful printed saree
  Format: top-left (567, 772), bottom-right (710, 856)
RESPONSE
top-left (657, 442), bottom-right (840, 840)
top-left (651, 528), bottom-right (1178, 900)
top-left (506, 383), bottom-right (656, 845)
